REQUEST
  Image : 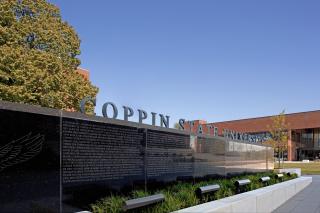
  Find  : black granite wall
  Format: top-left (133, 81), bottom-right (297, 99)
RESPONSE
top-left (62, 118), bottom-right (145, 184)
top-left (0, 109), bottom-right (60, 213)
top-left (0, 101), bottom-right (274, 213)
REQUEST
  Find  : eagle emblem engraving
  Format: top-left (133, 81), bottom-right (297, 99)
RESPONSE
top-left (0, 133), bottom-right (44, 172)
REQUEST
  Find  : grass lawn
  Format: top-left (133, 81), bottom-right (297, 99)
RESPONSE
top-left (277, 162), bottom-right (320, 175)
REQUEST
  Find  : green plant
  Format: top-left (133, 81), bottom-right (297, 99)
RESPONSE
top-left (132, 190), bottom-right (150, 198)
top-left (90, 172), bottom-right (297, 213)
top-left (91, 195), bottom-right (124, 213)
top-left (214, 178), bottom-right (235, 200)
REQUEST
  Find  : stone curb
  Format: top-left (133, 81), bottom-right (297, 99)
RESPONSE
top-left (175, 176), bottom-right (312, 213)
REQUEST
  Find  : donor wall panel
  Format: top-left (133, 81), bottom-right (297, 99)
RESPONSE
top-left (225, 140), bottom-right (247, 175)
top-left (267, 146), bottom-right (275, 170)
top-left (246, 143), bottom-right (267, 173)
top-left (0, 106), bottom-right (60, 213)
top-left (61, 117), bottom-right (146, 211)
top-left (193, 136), bottom-right (226, 177)
top-left (62, 118), bottom-right (145, 184)
top-left (146, 130), bottom-right (193, 182)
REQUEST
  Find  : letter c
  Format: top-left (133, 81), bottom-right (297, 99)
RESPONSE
top-left (80, 96), bottom-right (96, 115)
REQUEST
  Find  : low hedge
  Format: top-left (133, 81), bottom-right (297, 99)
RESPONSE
top-left (90, 172), bottom-right (297, 213)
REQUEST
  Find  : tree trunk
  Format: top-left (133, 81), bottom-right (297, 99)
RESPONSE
top-left (278, 151), bottom-right (281, 169)
top-left (281, 151), bottom-right (284, 169)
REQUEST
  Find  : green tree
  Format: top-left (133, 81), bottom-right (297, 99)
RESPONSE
top-left (0, 0), bottom-right (98, 113)
top-left (264, 110), bottom-right (289, 169)
top-left (174, 122), bottom-right (182, 130)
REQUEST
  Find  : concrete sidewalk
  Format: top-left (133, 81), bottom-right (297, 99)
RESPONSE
top-left (273, 175), bottom-right (320, 213)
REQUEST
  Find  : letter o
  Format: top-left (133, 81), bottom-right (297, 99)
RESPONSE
top-left (102, 102), bottom-right (118, 119)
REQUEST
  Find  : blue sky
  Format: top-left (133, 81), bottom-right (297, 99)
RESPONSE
top-left (50, 0), bottom-right (320, 126)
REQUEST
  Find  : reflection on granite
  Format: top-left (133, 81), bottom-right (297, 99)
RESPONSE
top-left (0, 101), bottom-right (274, 212)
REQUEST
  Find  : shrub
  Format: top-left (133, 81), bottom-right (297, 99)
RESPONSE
top-left (90, 172), bottom-right (297, 213)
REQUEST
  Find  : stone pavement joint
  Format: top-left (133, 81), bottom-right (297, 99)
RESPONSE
top-left (273, 175), bottom-right (320, 213)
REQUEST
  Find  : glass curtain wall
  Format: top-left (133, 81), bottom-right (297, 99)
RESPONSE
top-left (296, 128), bottom-right (320, 160)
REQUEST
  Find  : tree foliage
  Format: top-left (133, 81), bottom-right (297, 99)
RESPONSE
top-left (174, 122), bottom-right (182, 130)
top-left (264, 110), bottom-right (289, 168)
top-left (0, 0), bottom-right (98, 113)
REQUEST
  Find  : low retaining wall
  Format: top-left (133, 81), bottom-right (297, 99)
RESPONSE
top-left (278, 168), bottom-right (301, 177)
top-left (175, 176), bottom-right (312, 213)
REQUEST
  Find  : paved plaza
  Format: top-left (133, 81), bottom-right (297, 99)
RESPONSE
top-left (273, 175), bottom-right (320, 213)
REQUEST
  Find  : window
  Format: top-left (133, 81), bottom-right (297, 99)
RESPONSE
top-left (314, 129), bottom-right (320, 149)
top-left (301, 129), bottom-right (314, 148)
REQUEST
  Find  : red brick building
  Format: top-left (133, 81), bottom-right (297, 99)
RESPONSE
top-left (76, 67), bottom-right (90, 80)
top-left (186, 111), bottom-right (320, 161)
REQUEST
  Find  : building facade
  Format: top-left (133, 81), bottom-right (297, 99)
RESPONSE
top-left (187, 111), bottom-right (320, 161)
top-left (76, 67), bottom-right (90, 80)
